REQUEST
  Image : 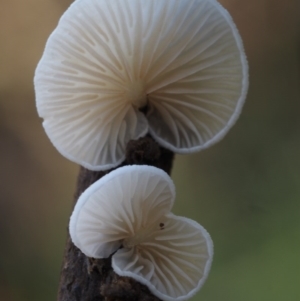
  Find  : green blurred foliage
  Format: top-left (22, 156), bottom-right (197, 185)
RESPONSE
top-left (0, 0), bottom-right (299, 301)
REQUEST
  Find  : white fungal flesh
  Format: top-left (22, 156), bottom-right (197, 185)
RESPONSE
top-left (35, 0), bottom-right (248, 170)
top-left (69, 165), bottom-right (213, 301)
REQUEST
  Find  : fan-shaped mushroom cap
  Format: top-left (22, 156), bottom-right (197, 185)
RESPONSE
top-left (35, 0), bottom-right (248, 170)
top-left (69, 165), bottom-right (213, 301)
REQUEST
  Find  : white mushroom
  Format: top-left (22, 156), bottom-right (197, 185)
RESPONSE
top-left (35, 0), bottom-right (248, 170)
top-left (69, 165), bottom-right (213, 301)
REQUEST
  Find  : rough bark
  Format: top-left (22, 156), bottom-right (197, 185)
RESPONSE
top-left (57, 136), bottom-right (174, 301)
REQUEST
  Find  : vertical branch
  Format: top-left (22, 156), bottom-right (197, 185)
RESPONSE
top-left (57, 136), bottom-right (174, 301)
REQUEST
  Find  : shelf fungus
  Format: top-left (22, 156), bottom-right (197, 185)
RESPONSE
top-left (69, 165), bottom-right (213, 301)
top-left (34, 0), bottom-right (248, 170)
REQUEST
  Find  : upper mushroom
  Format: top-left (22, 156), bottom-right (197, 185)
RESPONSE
top-left (69, 165), bottom-right (213, 301)
top-left (34, 0), bottom-right (248, 171)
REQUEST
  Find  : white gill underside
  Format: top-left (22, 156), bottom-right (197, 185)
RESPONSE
top-left (35, 0), bottom-right (247, 170)
top-left (69, 165), bottom-right (213, 301)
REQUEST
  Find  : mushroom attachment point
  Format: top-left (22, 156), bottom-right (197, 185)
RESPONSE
top-left (69, 165), bottom-right (213, 301)
top-left (35, 0), bottom-right (248, 170)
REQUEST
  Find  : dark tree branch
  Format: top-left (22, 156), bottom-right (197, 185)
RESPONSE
top-left (57, 136), bottom-right (174, 301)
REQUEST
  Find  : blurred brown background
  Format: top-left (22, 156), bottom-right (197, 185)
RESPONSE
top-left (1, 1), bottom-right (300, 300)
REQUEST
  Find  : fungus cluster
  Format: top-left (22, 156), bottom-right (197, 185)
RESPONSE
top-left (34, 0), bottom-right (248, 300)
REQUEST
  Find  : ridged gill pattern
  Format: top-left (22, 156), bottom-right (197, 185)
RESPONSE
top-left (69, 165), bottom-right (213, 301)
top-left (35, 0), bottom-right (248, 170)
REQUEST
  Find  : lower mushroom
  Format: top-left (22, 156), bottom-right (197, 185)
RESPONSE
top-left (69, 165), bottom-right (213, 301)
